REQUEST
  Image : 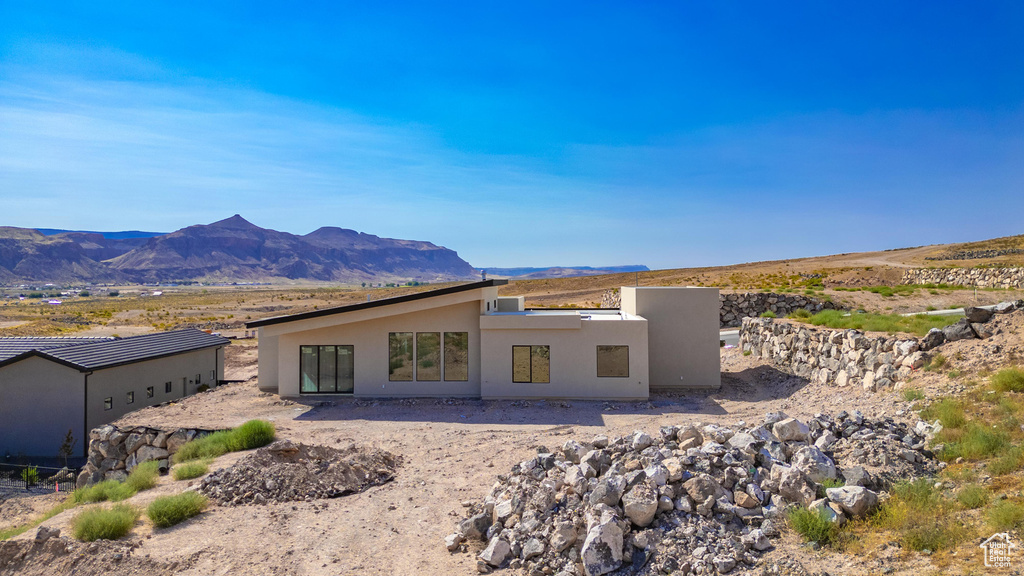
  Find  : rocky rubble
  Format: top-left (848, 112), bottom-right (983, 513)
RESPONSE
top-left (902, 267), bottom-right (1024, 289)
top-left (447, 412), bottom-right (940, 576)
top-left (198, 440), bottom-right (399, 505)
top-left (739, 302), bottom-right (1022, 391)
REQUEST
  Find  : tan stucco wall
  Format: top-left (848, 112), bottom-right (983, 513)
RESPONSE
top-left (273, 301), bottom-right (483, 398)
top-left (621, 286), bottom-right (720, 389)
top-left (0, 356), bottom-right (84, 459)
top-left (87, 347), bottom-right (224, 449)
top-left (479, 315), bottom-right (649, 400)
top-left (257, 333), bottom-right (279, 392)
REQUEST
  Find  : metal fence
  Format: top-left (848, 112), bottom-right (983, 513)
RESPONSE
top-left (0, 463), bottom-right (79, 493)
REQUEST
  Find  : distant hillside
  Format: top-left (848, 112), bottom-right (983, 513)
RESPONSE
top-left (0, 216), bottom-right (476, 284)
top-left (36, 229), bottom-right (165, 240)
top-left (483, 265), bottom-right (649, 279)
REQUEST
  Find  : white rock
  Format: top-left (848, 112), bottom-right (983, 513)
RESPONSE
top-left (479, 537), bottom-right (510, 567)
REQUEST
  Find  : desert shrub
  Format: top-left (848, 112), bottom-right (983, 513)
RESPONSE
top-left (760, 310), bottom-right (777, 319)
top-left (173, 420), bottom-right (275, 463)
top-left (125, 461), bottom-right (160, 492)
top-left (991, 368), bottom-right (1024, 393)
top-left (172, 460), bottom-right (210, 481)
top-left (788, 506), bottom-right (838, 545)
top-left (987, 500), bottom-right (1024, 531)
top-left (820, 478), bottom-right (844, 490)
top-left (146, 492), bottom-right (208, 528)
top-left (956, 485), bottom-right (989, 509)
top-left (742, 350), bottom-right (752, 356)
top-left (937, 423), bottom-right (1009, 461)
top-left (228, 420), bottom-right (276, 451)
top-left (73, 480), bottom-right (135, 504)
top-left (902, 389), bottom-right (925, 402)
top-left (871, 478), bottom-right (966, 551)
top-left (921, 398), bottom-right (966, 429)
top-left (72, 504), bottom-right (139, 541)
top-left (925, 354), bottom-right (947, 372)
top-left (788, 308), bottom-right (812, 320)
top-left (988, 447), bottom-right (1024, 476)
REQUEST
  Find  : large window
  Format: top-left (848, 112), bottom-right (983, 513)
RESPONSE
top-left (416, 332), bottom-right (441, 381)
top-left (300, 345), bottom-right (355, 393)
top-left (512, 345), bottom-right (550, 383)
top-left (388, 333), bottom-right (414, 381)
top-left (444, 332), bottom-right (469, 381)
top-left (597, 345), bottom-right (629, 377)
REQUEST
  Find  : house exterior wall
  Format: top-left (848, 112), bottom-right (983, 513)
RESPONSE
top-left (479, 315), bottom-right (649, 400)
top-left (257, 333), bottom-right (280, 392)
top-left (0, 356), bottom-right (84, 460)
top-left (86, 347), bottom-right (223, 453)
top-left (273, 301), bottom-right (483, 398)
top-left (621, 287), bottom-right (721, 389)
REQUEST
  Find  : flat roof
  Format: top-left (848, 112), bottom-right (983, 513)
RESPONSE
top-left (246, 279), bottom-right (509, 328)
top-left (491, 310), bottom-right (640, 321)
top-left (0, 329), bottom-right (229, 372)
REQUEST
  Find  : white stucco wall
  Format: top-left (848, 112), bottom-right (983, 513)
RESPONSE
top-left (621, 286), bottom-right (721, 389)
top-left (0, 356), bottom-right (84, 459)
top-left (479, 314), bottom-right (649, 400)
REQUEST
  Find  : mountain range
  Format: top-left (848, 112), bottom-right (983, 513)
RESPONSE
top-left (0, 216), bottom-right (476, 284)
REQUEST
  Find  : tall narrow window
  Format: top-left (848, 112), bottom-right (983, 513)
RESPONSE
top-left (146, 386), bottom-right (154, 398)
top-left (299, 345), bottom-right (355, 393)
top-left (444, 332), bottom-right (469, 381)
top-left (512, 345), bottom-right (550, 383)
top-left (597, 346), bottom-right (629, 377)
top-left (165, 381), bottom-right (172, 394)
top-left (126, 391), bottom-right (134, 404)
top-left (416, 332), bottom-right (441, 381)
top-left (104, 397), bottom-right (112, 410)
top-left (389, 333), bottom-right (414, 381)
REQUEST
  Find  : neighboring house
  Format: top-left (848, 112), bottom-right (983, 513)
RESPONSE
top-left (0, 329), bottom-right (229, 460)
top-left (248, 280), bottom-right (719, 400)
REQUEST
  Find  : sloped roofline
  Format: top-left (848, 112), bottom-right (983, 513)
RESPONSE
top-left (246, 279), bottom-right (508, 328)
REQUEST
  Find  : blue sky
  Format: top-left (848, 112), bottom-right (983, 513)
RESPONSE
top-left (1, 2), bottom-right (1021, 268)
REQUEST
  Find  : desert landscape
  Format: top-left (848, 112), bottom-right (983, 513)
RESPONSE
top-left (2, 234), bottom-right (1024, 575)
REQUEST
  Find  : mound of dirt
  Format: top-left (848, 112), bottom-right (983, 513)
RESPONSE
top-left (0, 536), bottom-right (178, 576)
top-left (198, 439), bottom-right (399, 506)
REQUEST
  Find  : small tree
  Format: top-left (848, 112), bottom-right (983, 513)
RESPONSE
top-left (58, 429), bottom-right (78, 468)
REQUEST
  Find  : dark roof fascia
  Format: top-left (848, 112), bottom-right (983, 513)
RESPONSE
top-left (0, 349), bottom-right (87, 372)
top-left (246, 279), bottom-right (509, 328)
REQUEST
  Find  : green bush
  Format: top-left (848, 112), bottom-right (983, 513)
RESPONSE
top-left (172, 460), bottom-right (210, 481)
top-left (938, 423), bottom-right (1010, 461)
top-left (798, 309), bottom-right (960, 336)
top-left (173, 420), bottom-right (275, 463)
top-left (992, 368), bottom-right (1024, 393)
top-left (125, 461), bottom-right (160, 492)
top-left (788, 506), bottom-right (838, 545)
top-left (760, 310), bottom-right (777, 319)
top-left (988, 447), bottom-right (1024, 476)
top-left (924, 354), bottom-right (947, 372)
top-left (987, 500), bottom-right (1024, 531)
top-left (72, 504), bottom-right (139, 541)
top-left (20, 466), bottom-right (39, 486)
top-left (147, 492), bottom-right (208, 528)
top-left (956, 485), bottom-right (989, 509)
top-left (902, 389), bottom-right (925, 402)
top-left (788, 308), bottom-right (812, 320)
top-left (73, 480), bottom-right (136, 504)
top-left (921, 398), bottom-right (966, 429)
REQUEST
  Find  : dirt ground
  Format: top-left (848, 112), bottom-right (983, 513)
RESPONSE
top-left (3, 340), bottom-right (1004, 576)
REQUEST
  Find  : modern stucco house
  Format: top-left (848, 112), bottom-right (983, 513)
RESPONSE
top-left (248, 280), bottom-right (719, 400)
top-left (0, 329), bottom-right (229, 460)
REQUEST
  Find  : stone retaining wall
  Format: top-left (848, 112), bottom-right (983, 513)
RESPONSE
top-left (78, 424), bottom-right (222, 488)
top-left (720, 293), bottom-right (840, 328)
top-left (738, 317), bottom-right (928, 392)
top-left (902, 267), bottom-right (1024, 288)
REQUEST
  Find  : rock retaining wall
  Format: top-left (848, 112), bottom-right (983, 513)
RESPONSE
top-left (719, 293), bottom-right (840, 328)
top-left (902, 267), bottom-right (1024, 288)
top-left (78, 424), bottom-right (222, 488)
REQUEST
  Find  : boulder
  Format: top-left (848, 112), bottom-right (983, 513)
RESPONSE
top-left (741, 528), bottom-right (771, 551)
top-left (683, 474), bottom-right (723, 503)
top-left (943, 318), bottom-right (976, 342)
top-left (445, 533), bottom-right (464, 552)
top-left (522, 538), bottom-right (545, 560)
top-left (901, 351), bottom-right (928, 370)
top-left (964, 306), bottom-right (993, 323)
top-left (920, 328), bottom-right (945, 351)
top-left (479, 537), bottom-right (511, 567)
top-left (771, 465), bottom-right (816, 506)
top-left (590, 476), bottom-right (627, 507)
top-left (772, 418), bottom-right (809, 442)
top-left (630, 431), bottom-right (653, 451)
top-left (972, 323), bottom-right (995, 339)
top-left (826, 486), bottom-right (878, 518)
top-left (34, 526), bottom-right (60, 543)
top-left (622, 483), bottom-right (658, 527)
top-left (995, 300), bottom-right (1021, 314)
top-left (581, 519), bottom-right (623, 576)
top-left (135, 445), bottom-right (169, 464)
top-left (549, 522), bottom-right (577, 553)
top-left (460, 513), bottom-right (491, 540)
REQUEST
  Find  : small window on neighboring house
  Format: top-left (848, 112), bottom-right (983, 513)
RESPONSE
top-left (146, 386), bottom-right (154, 398)
top-left (210, 370), bottom-right (216, 381)
top-left (486, 301), bottom-right (490, 311)
top-left (104, 398), bottom-right (112, 410)
top-left (196, 373), bottom-right (202, 384)
top-left (597, 345), bottom-right (630, 378)
top-left (126, 391), bottom-right (134, 404)
top-left (165, 381), bottom-right (172, 394)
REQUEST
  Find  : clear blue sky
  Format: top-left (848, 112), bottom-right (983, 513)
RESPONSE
top-left (1, 2), bottom-right (1021, 268)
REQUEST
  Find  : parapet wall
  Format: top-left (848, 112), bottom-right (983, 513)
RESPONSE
top-left (902, 268), bottom-right (1024, 289)
top-left (78, 424), bottom-right (221, 488)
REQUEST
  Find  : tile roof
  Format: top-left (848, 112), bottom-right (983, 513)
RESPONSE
top-left (0, 329), bottom-right (229, 371)
top-left (246, 279), bottom-right (508, 328)
top-left (0, 337), bottom-right (114, 363)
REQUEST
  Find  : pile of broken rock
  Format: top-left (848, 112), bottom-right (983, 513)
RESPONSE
top-left (447, 412), bottom-right (942, 576)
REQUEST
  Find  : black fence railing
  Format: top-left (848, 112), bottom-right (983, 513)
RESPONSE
top-left (0, 463), bottom-right (79, 493)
